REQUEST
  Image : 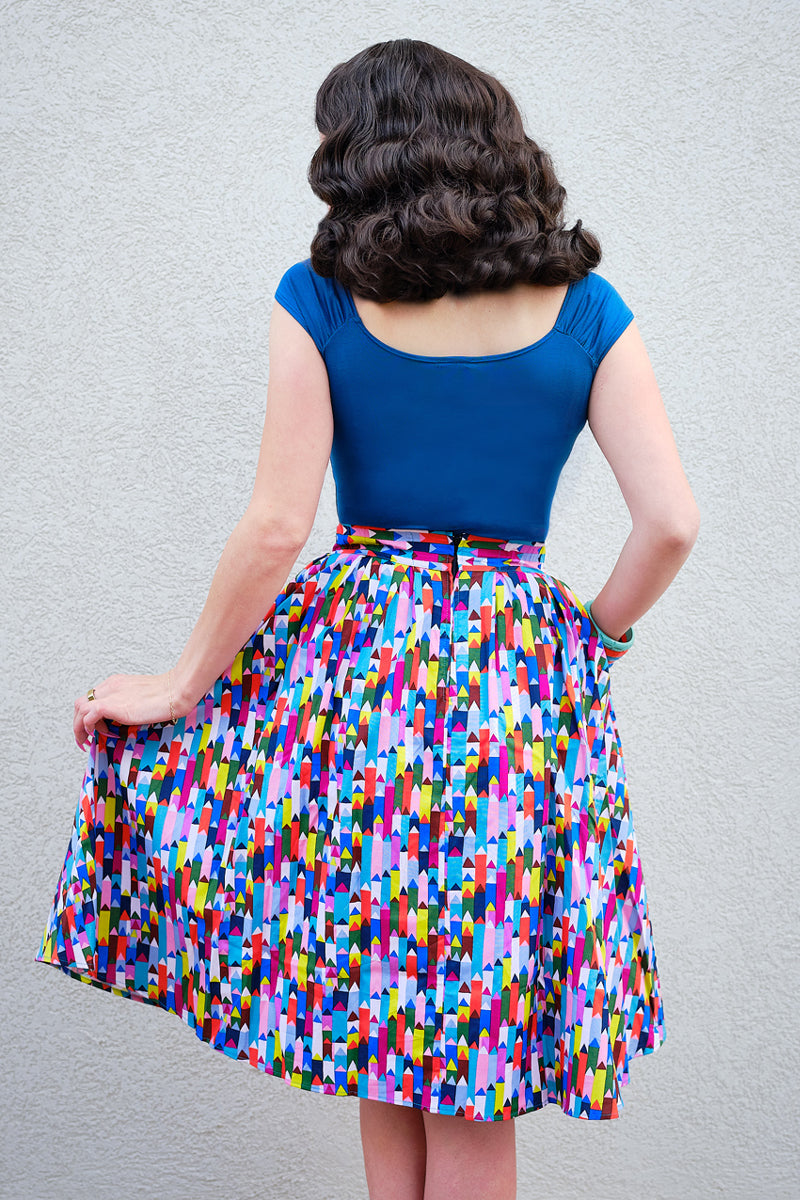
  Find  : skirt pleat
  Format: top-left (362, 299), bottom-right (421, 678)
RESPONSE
top-left (36, 524), bottom-right (666, 1120)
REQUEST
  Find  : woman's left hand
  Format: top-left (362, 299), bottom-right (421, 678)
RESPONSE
top-left (74, 672), bottom-right (185, 750)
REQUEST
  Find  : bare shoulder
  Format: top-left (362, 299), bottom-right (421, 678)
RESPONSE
top-left (351, 281), bottom-right (570, 357)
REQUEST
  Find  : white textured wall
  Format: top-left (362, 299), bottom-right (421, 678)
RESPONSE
top-left (3, 2), bottom-right (798, 1197)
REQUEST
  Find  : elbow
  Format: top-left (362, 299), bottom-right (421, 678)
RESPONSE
top-left (638, 501), bottom-right (701, 554)
top-left (243, 510), bottom-right (311, 558)
top-left (675, 499), bottom-right (701, 550)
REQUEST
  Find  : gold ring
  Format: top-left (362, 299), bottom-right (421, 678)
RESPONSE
top-left (87, 687), bottom-right (96, 702)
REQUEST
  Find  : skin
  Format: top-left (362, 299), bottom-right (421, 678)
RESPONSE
top-left (73, 256), bottom-right (699, 1200)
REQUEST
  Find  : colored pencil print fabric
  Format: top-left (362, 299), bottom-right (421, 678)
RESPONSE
top-left (36, 525), bottom-right (665, 1121)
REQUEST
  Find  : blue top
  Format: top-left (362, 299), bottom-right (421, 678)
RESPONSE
top-left (274, 258), bottom-right (634, 542)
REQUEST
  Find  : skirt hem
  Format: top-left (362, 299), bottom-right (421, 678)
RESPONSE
top-left (33, 952), bottom-right (666, 1122)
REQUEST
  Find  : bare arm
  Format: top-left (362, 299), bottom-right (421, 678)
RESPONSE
top-left (76, 300), bottom-right (332, 744)
top-left (586, 321), bottom-right (700, 642)
top-left (171, 302), bottom-right (333, 707)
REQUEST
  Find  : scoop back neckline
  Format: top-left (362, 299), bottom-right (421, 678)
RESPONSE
top-left (339, 278), bottom-right (577, 364)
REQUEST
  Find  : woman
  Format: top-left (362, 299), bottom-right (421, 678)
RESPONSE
top-left (37, 39), bottom-right (699, 1200)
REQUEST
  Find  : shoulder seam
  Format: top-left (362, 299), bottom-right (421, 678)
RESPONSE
top-left (557, 327), bottom-right (600, 369)
top-left (306, 260), bottom-right (351, 356)
top-left (319, 313), bottom-right (363, 356)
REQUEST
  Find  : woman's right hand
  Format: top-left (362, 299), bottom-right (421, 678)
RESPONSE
top-left (73, 671), bottom-right (185, 750)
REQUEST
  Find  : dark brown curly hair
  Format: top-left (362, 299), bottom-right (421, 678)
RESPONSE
top-left (308, 39), bottom-right (602, 301)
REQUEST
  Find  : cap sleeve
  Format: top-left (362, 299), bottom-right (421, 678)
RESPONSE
top-left (273, 259), bottom-right (350, 356)
top-left (566, 273), bottom-right (635, 370)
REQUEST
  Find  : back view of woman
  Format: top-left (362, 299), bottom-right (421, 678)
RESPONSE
top-left (38, 39), bottom-right (699, 1200)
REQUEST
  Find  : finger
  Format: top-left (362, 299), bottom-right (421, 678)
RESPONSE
top-left (84, 702), bottom-right (109, 739)
top-left (74, 708), bottom-right (90, 750)
top-left (75, 695), bottom-right (96, 748)
top-left (75, 695), bottom-right (92, 732)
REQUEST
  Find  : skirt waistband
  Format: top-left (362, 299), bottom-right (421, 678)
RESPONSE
top-left (335, 524), bottom-right (546, 570)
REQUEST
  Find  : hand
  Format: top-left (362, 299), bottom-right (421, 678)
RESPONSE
top-left (74, 671), bottom-right (183, 750)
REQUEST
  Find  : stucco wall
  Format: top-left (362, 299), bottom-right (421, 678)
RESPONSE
top-left (2, 2), bottom-right (798, 1197)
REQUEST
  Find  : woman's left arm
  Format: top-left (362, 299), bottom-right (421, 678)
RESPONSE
top-left (75, 300), bottom-right (333, 748)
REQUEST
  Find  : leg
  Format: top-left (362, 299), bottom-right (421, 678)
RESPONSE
top-left (359, 1098), bottom-right (427, 1200)
top-left (421, 1110), bottom-right (516, 1200)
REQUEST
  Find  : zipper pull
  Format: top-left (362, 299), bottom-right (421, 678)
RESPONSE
top-left (451, 530), bottom-right (462, 577)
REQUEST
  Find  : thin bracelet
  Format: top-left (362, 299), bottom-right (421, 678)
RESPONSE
top-left (586, 601), bottom-right (635, 653)
top-left (168, 668), bottom-right (177, 723)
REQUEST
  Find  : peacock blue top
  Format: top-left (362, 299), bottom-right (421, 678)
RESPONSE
top-left (274, 258), bottom-right (634, 543)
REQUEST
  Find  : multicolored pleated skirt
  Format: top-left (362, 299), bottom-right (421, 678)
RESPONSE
top-left (36, 524), bottom-right (666, 1121)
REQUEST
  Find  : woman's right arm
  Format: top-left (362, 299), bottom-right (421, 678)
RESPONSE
top-left (585, 320), bottom-right (700, 642)
top-left (75, 299), bottom-right (333, 747)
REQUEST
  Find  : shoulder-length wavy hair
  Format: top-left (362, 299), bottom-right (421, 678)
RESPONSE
top-left (308, 39), bottom-right (601, 301)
